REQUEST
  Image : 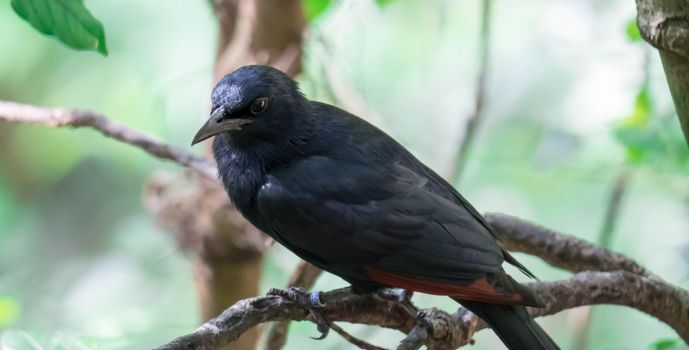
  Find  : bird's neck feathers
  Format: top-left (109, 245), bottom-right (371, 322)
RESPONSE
top-left (212, 108), bottom-right (317, 176)
top-left (212, 112), bottom-right (315, 215)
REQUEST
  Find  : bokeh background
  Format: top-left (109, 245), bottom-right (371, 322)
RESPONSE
top-left (1, 0), bottom-right (688, 349)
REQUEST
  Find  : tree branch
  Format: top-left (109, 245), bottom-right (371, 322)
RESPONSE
top-left (154, 288), bottom-right (414, 350)
top-left (0, 101), bottom-right (215, 180)
top-left (156, 215), bottom-right (689, 350)
top-left (484, 213), bottom-right (646, 274)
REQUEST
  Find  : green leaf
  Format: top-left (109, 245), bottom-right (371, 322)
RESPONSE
top-left (304, 0), bottom-right (332, 22)
top-left (625, 18), bottom-right (642, 42)
top-left (650, 338), bottom-right (680, 350)
top-left (11, 0), bottom-right (108, 56)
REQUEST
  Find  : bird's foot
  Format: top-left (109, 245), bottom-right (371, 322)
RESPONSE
top-left (267, 287), bottom-right (329, 340)
top-left (373, 288), bottom-right (417, 317)
top-left (268, 287), bottom-right (325, 308)
top-left (415, 309), bottom-right (435, 334)
top-left (375, 288), bottom-right (413, 303)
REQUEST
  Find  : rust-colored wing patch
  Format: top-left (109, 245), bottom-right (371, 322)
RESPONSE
top-left (364, 266), bottom-right (525, 305)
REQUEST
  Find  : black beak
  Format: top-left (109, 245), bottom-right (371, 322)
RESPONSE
top-left (191, 107), bottom-right (253, 146)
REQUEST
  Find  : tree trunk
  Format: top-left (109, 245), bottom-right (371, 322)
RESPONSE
top-left (197, 1), bottom-right (305, 349)
top-left (636, 0), bottom-right (689, 146)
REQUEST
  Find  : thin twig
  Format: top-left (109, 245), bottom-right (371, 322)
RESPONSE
top-left (287, 261), bottom-right (323, 287)
top-left (330, 323), bottom-right (389, 350)
top-left (448, 0), bottom-right (492, 182)
top-left (0, 101), bottom-right (216, 180)
top-left (156, 215), bottom-right (689, 350)
top-left (598, 169), bottom-right (630, 248)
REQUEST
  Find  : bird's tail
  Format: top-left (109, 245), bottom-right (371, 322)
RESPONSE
top-left (457, 299), bottom-right (559, 350)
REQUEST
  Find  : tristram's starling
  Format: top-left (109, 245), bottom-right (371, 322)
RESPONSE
top-left (192, 65), bottom-right (559, 350)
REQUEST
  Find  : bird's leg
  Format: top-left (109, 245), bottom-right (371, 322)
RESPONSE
top-left (373, 288), bottom-right (417, 318)
top-left (268, 286), bottom-right (325, 308)
top-left (267, 287), bottom-right (330, 340)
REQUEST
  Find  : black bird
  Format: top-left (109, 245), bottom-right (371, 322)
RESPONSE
top-left (192, 65), bottom-right (559, 350)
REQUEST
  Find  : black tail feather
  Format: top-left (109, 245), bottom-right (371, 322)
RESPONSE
top-left (458, 300), bottom-right (559, 350)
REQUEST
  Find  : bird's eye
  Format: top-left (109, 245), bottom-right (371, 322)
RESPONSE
top-left (250, 97), bottom-right (269, 115)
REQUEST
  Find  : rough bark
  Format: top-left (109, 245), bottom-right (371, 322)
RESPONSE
top-left (636, 0), bottom-right (689, 146)
top-left (155, 215), bottom-right (689, 350)
top-left (484, 213), bottom-right (646, 274)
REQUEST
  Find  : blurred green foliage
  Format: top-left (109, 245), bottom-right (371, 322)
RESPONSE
top-left (652, 338), bottom-right (683, 350)
top-left (304, 0), bottom-right (332, 22)
top-left (11, 0), bottom-right (107, 55)
top-left (0, 0), bottom-right (688, 349)
top-left (613, 35), bottom-right (689, 171)
top-left (374, 0), bottom-right (397, 7)
top-left (614, 85), bottom-right (689, 170)
top-left (615, 83), bottom-right (654, 163)
top-left (0, 296), bottom-right (20, 327)
top-left (626, 19), bottom-right (642, 42)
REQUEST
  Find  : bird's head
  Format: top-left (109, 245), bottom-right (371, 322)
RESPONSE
top-left (191, 65), bottom-right (310, 146)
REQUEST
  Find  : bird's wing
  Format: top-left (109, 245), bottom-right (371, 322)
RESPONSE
top-left (402, 158), bottom-right (538, 279)
top-left (256, 156), bottom-right (536, 305)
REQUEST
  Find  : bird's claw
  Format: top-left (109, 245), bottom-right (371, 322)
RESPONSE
top-left (308, 310), bottom-right (330, 340)
top-left (267, 287), bottom-right (329, 340)
top-left (373, 288), bottom-right (417, 317)
top-left (416, 309), bottom-right (435, 335)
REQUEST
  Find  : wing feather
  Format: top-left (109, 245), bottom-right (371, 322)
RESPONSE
top-left (256, 156), bottom-right (504, 285)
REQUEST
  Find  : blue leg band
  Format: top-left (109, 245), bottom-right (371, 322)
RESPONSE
top-left (309, 291), bottom-right (324, 307)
